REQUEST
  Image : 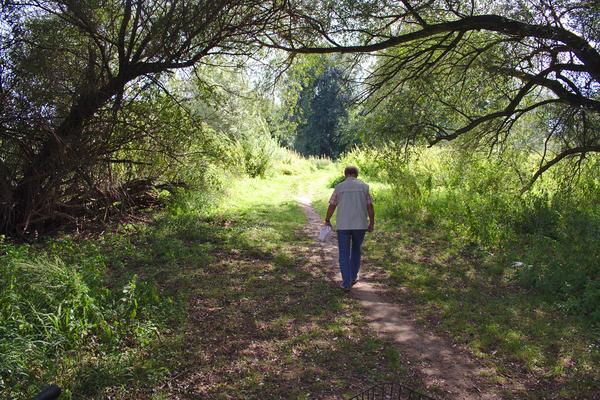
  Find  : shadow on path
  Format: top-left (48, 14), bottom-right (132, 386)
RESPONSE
top-left (298, 196), bottom-right (523, 400)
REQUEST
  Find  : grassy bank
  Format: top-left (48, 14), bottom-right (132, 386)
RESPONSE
top-left (312, 147), bottom-right (600, 399)
top-left (1, 158), bottom-right (417, 399)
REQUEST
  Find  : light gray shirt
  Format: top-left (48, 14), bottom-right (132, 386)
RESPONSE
top-left (329, 177), bottom-right (372, 230)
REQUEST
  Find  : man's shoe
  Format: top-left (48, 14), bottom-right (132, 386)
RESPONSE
top-left (339, 284), bottom-right (351, 292)
top-left (351, 278), bottom-right (358, 286)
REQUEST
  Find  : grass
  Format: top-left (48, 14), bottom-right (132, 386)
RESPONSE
top-left (310, 162), bottom-right (600, 398)
top-left (6, 153), bottom-right (598, 399)
top-left (327, 145), bottom-right (600, 398)
top-left (2, 162), bottom-right (418, 399)
top-left (146, 165), bottom-right (416, 399)
top-left (331, 184), bottom-right (600, 399)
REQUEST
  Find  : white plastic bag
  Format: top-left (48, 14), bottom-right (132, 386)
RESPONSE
top-left (318, 225), bottom-right (332, 241)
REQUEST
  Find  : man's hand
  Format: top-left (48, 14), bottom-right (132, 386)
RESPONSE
top-left (325, 220), bottom-right (332, 226)
top-left (367, 223), bottom-right (374, 233)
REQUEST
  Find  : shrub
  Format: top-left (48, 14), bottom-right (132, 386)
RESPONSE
top-left (339, 146), bottom-right (388, 180)
top-left (354, 144), bottom-right (600, 324)
top-left (328, 174), bottom-right (345, 188)
top-left (0, 236), bottom-right (171, 398)
top-left (237, 135), bottom-right (277, 178)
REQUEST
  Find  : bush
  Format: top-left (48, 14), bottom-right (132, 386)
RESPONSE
top-left (0, 236), bottom-right (171, 398)
top-left (339, 146), bottom-right (388, 180)
top-left (355, 144), bottom-right (600, 324)
top-left (328, 174), bottom-right (345, 188)
top-left (236, 135), bottom-right (277, 178)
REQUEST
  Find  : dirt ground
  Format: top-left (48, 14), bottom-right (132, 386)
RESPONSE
top-left (298, 197), bottom-right (526, 400)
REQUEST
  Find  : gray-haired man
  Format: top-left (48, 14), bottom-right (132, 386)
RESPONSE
top-left (325, 166), bottom-right (375, 291)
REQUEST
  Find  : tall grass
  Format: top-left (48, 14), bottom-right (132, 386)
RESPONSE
top-left (0, 142), bottom-right (337, 399)
top-left (341, 145), bottom-right (600, 324)
top-left (0, 236), bottom-right (172, 399)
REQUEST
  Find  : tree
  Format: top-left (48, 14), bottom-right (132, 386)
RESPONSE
top-left (292, 61), bottom-right (352, 158)
top-left (0, 0), bottom-right (284, 236)
top-left (262, 0), bottom-right (600, 188)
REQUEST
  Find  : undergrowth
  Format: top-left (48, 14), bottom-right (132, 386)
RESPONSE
top-left (2, 154), bottom-right (407, 399)
top-left (333, 145), bottom-right (600, 398)
top-left (341, 145), bottom-right (600, 325)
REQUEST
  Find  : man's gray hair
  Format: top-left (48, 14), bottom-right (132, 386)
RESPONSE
top-left (344, 165), bottom-right (359, 177)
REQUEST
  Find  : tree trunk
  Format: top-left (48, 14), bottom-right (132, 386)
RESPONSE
top-left (10, 72), bottom-right (132, 235)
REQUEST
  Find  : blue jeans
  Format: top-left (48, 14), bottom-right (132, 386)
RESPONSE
top-left (337, 229), bottom-right (367, 288)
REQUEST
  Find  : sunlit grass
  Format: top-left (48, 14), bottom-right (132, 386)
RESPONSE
top-left (309, 156), bottom-right (600, 398)
top-left (41, 160), bottom-right (410, 399)
top-left (144, 164), bottom-right (413, 399)
top-left (347, 191), bottom-right (600, 398)
top-left (6, 151), bottom-right (599, 399)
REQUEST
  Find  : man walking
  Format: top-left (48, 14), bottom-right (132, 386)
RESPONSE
top-left (325, 166), bottom-right (375, 291)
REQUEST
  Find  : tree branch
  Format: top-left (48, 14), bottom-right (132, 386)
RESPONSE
top-left (522, 144), bottom-right (600, 193)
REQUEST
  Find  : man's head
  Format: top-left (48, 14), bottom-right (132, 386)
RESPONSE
top-left (344, 165), bottom-right (359, 178)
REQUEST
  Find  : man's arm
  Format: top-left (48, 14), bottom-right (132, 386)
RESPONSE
top-left (366, 188), bottom-right (375, 232)
top-left (367, 203), bottom-right (375, 232)
top-left (325, 189), bottom-right (337, 226)
top-left (325, 204), bottom-right (336, 226)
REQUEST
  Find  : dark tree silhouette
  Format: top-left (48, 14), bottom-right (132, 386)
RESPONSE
top-left (294, 66), bottom-right (351, 158)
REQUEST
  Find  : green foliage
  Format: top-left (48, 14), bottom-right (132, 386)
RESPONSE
top-left (310, 156), bottom-right (333, 170)
top-left (108, 85), bottom-right (229, 188)
top-left (279, 55), bottom-right (355, 158)
top-left (182, 64), bottom-right (285, 179)
top-left (145, 166), bottom-right (412, 399)
top-left (339, 145), bottom-right (393, 181)
top-left (268, 148), bottom-right (334, 178)
top-left (236, 135), bottom-right (278, 178)
top-left (0, 157), bottom-right (337, 398)
top-left (328, 174), bottom-right (346, 188)
top-left (348, 145), bottom-right (600, 324)
top-left (0, 235), bottom-right (173, 398)
top-left (340, 145), bottom-right (600, 397)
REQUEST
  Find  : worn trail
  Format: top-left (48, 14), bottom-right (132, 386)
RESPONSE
top-left (298, 197), bottom-right (519, 400)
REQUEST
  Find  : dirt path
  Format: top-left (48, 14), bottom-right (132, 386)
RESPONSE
top-left (297, 197), bottom-right (518, 400)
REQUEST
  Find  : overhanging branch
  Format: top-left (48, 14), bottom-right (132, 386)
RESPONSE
top-left (522, 144), bottom-right (600, 192)
top-left (264, 14), bottom-right (600, 83)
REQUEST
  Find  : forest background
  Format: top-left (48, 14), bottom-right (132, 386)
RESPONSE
top-left (1, 0), bottom-right (599, 398)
